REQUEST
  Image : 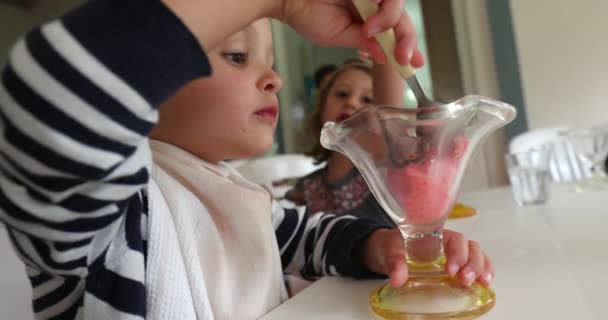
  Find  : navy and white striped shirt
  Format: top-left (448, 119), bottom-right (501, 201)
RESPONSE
top-left (0, 0), bottom-right (385, 319)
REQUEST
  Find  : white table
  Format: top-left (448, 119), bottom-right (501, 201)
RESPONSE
top-left (261, 185), bottom-right (608, 320)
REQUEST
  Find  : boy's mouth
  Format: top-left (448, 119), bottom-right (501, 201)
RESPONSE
top-left (254, 105), bottom-right (279, 122)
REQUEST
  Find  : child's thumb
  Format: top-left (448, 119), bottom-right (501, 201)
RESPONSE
top-left (386, 253), bottom-right (408, 288)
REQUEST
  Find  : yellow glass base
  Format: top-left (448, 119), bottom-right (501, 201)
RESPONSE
top-left (369, 275), bottom-right (495, 320)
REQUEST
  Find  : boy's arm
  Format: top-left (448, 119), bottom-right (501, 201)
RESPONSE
top-left (273, 199), bottom-right (388, 279)
top-left (0, 0), bottom-right (209, 277)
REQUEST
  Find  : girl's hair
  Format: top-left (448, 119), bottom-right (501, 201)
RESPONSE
top-left (300, 59), bottom-right (372, 164)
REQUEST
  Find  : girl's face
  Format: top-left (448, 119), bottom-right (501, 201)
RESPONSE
top-left (321, 68), bottom-right (373, 125)
top-left (152, 19), bottom-right (281, 163)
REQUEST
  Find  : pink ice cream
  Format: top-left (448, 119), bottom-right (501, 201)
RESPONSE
top-left (387, 135), bottom-right (468, 224)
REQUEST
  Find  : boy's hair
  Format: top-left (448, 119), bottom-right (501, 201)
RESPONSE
top-left (301, 59), bottom-right (373, 164)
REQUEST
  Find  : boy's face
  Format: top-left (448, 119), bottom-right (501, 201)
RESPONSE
top-left (153, 19), bottom-right (281, 162)
top-left (321, 68), bottom-right (373, 125)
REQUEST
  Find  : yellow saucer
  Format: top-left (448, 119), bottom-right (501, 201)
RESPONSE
top-left (448, 203), bottom-right (476, 219)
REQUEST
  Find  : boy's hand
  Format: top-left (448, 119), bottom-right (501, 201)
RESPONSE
top-left (276, 0), bottom-right (425, 67)
top-left (164, 0), bottom-right (423, 66)
top-left (363, 228), bottom-right (494, 288)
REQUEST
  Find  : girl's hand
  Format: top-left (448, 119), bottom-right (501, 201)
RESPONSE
top-left (363, 228), bottom-right (494, 287)
top-left (276, 0), bottom-right (425, 67)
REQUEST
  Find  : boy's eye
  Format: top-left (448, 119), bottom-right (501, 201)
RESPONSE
top-left (223, 52), bottom-right (248, 65)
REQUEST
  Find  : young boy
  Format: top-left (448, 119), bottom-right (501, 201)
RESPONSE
top-left (0, 0), bottom-right (492, 319)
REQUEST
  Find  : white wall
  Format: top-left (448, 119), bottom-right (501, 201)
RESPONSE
top-left (452, 0), bottom-right (510, 191)
top-left (510, 0), bottom-right (608, 130)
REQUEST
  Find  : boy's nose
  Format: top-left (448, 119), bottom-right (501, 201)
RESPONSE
top-left (259, 70), bottom-right (282, 94)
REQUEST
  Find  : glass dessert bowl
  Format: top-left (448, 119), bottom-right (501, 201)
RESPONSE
top-left (321, 95), bottom-right (516, 319)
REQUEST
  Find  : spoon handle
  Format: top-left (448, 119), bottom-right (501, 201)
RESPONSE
top-left (351, 0), bottom-right (416, 79)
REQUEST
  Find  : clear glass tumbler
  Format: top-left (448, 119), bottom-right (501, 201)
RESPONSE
top-left (505, 149), bottom-right (551, 206)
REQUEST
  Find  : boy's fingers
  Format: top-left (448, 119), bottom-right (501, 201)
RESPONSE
top-left (352, 0), bottom-right (423, 67)
top-left (361, 37), bottom-right (387, 64)
top-left (444, 230), bottom-right (468, 276)
top-left (478, 253), bottom-right (495, 287)
top-left (457, 241), bottom-right (484, 286)
top-left (363, 0), bottom-right (404, 38)
top-left (358, 50), bottom-right (371, 59)
top-left (410, 48), bottom-right (425, 68)
top-left (387, 254), bottom-right (408, 287)
top-left (378, 229), bottom-right (408, 287)
top-left (393, 12), bottom-right (417, 66)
